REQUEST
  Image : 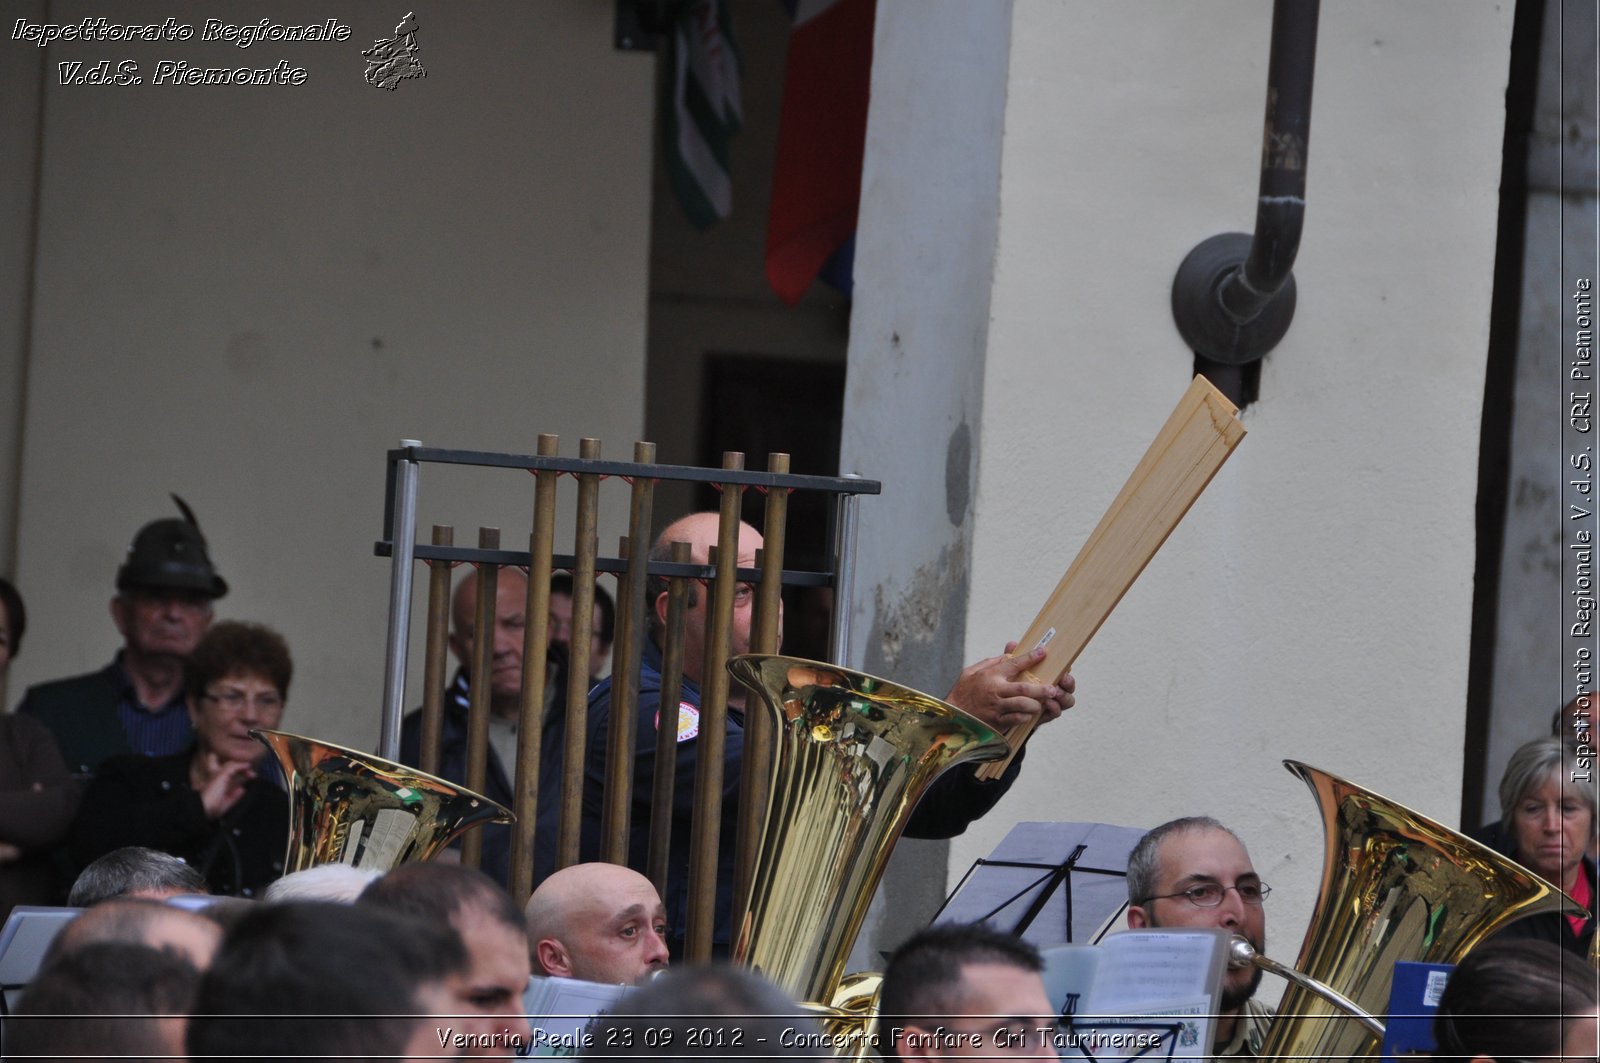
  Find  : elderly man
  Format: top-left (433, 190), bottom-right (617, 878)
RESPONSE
top-left (400, 566), bottom-right (569, 886)
top-left (879, 922), bottom-right (1057, 1061)
top-left (524, 862), bottom-right (669, 985)
top-left (1125, 817), bottom-right (1272, 1058)
top-left (558, 512), bottom-right (1074, 956)
top-left (19, 501), bottom-right (227, 774)
top-left (360, 863), bottom-right (534, 1056)
top-left (67, 846), bottom-right (209, 906)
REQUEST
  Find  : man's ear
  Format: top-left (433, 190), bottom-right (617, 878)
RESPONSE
top-left (1126, 905), bottom-right (1149, 929)
top-left (895, 1023), bottom-right (939, 1063)
top-left (654, 590), bottom-right (670, 629)
top-left (534, 938), bottom-right (573, 978)
top-left (109, 596), bottom-right (128, 638)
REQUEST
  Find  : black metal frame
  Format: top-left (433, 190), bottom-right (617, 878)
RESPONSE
top-left (371, 442), bottom-right (881, 760)
top-left (377, 444), bottom-right (879, 576)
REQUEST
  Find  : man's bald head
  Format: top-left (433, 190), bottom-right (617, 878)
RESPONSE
top-left (648, 513), bottom-right (768, 685)
top-left (524, 863), bottom-right (669, 985)
top-left (450, 567), bottom-right (531, 710)
top-left (652, 512), bottom-right (762, 567)
top-left (47, 898), bottom-right (222, 971)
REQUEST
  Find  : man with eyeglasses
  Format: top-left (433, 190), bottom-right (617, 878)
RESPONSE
top-left (19, 500), bottom-right (227, 775)
top-left (562, 511), bottom-right (1076, 959)
top-left (1125, 816), bottom-right (1272, 1058)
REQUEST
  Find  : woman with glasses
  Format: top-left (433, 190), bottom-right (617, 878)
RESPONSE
top-left (70, 621), bottom-right (290, 896)
top-left (1487, 737), bottom-right (1597, 958)
top-left (1432, 938), bottom-right (1597, 1062)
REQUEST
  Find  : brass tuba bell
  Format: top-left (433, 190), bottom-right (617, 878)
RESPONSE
top-left (727, 654), bottom-right (1012, 1005)
top-left (1255, 759), bottom-right (1581, 1059)
top-left (253, 728), bottom-right (514, 873)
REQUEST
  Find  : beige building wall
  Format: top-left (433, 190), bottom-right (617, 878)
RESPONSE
top-left (847, 0), bottom-right (1514, 965)
top-left (2, 1), bottom-right (653, 746)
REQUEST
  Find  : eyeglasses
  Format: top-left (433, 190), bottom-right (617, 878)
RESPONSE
top-left (202, 688), bottom-right (284, 713)
top-left (1141, 881), bottom-right (1271, 907)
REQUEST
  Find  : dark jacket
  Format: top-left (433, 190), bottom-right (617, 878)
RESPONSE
top-left (70, 749), bottom-right (287, 897)
top-left (562, 639), bottom-right (1025, 957)
top-left (1477, 819), bottom-right (1599, 957)
top-left (1491, 854), bottom-right (1598, 958)
top-left (16, 661), bottom-right (133, 775)
top-left (399, 649), bottom-right (570, 888)
top-left (0, 714), bottom-right (81, 917)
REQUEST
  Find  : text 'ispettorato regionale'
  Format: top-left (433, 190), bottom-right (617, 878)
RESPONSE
top-left (11, 17), bottom-right (353, 86)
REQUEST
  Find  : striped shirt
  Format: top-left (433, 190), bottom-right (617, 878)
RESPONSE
top-left (112, 656), bottom-right (194, 757)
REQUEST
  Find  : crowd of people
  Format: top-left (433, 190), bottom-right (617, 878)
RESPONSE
top-left (4, 834), bottom-right (1594, 1060)
top-left (0, 502), bottom-right (1596, 1059)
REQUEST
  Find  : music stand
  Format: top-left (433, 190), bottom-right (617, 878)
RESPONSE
top-left (934, 821), bottom-right (1146, 948)
top-left (0, 906), bottom-right (80, 1015)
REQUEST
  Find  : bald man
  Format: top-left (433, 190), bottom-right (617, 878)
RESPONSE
top-left (400, 568), bottom-right (571, 886)
top-left (548, 512), bottom-right (1073, 957)
top-left (525, 863), bottom-right (669, 985)
top-left (45, 897), bottom-right (222, 970)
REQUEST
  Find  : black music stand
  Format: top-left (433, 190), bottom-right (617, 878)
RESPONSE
top-left (933, 821), bottom-right (1146, 948)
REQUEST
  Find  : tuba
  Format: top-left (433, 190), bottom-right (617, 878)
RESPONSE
top-left (727, 654), bottom-right (1012, 1006)
top-left (253, 728), bottom-right (513, 873)
top-left (1253, 759), bottom-right (1581, 1059)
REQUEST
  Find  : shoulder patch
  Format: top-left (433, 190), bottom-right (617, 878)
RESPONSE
top-left (654, 701), bottom-right (700, 743)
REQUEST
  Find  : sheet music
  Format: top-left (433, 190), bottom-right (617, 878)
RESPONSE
top-left (0, 907), bottom-right (81, 1013)
top-left (1060, 997), bottom-right (1213, 1062)
top-left (1089, 929), bottom-right (1228, 1011)
top-left (521, 975), bottom-right (632, 1057)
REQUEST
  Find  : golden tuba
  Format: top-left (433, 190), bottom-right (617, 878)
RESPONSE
top-left (253, 728), bottom-right (514, 873)
top-left (727, 654), bottom-right (1012, 1005)
top-left (1253, 759), bottom-right (1581, 1059)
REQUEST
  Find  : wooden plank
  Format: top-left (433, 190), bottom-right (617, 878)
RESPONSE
top-left (976, 376), bottom-right (1246, 779)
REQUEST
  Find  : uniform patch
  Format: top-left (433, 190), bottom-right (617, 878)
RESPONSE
top-left (655, 701), bottom-right (700, 743)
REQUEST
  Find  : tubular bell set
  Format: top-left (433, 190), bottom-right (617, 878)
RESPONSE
top-left (371, 436), bottom-right (879, 959)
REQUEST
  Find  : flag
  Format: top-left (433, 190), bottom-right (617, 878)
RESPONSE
top-left (666, 0), bottom-right (742, 228)
top-left (765, 0), bottom-right (875, 305)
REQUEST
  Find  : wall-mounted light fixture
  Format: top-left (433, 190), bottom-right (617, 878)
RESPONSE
top-left (1171, 0), bottom-right (1320, 408)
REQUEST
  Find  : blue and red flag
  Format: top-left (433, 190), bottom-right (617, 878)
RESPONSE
top-left (765, 0), bottom-right (875, 305)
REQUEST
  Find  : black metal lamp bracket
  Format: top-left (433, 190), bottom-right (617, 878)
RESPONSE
top-left (1171, 0), bottom-right (1320, 389)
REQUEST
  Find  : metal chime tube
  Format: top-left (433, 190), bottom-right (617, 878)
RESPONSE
top-left (509, 433), bottom-right (560, 903)
top-left (418, 524), bottom-right (454, 777)
top-left (684, 453), bottom-right (745, 961)
top-left (460, 526), bottom-right (499, 870)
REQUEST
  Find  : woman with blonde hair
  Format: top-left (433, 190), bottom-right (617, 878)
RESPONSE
top-left (1489, 736), bottom-right (1597, 957)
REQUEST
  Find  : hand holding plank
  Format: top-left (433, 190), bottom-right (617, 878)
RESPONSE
top-left (946, 642), bottom-right (1075, 732)
top-left (975, 376), bottom-right (1246, 780)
